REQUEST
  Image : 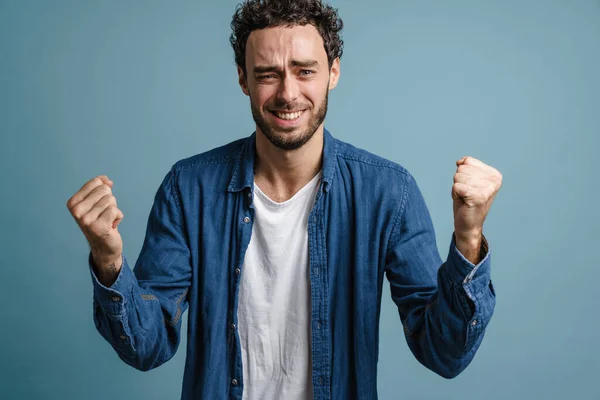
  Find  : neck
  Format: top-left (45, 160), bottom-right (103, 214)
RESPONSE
top-left (254, 126), bottom-right (324, 202)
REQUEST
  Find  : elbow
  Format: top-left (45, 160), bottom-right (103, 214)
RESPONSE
top-left (427, 342), bottom-right (480, 379)
top-left (413, 353), bottom-right (471, 380)
top-left (120, 336), bottom-right (178, 371)
top-left (116, 348), bottom-right (167, 372)
top-left (132, 360), bottom-right (162, 372)
top-left (410, 338), bottom-right (477, 380)
top-left (435, 363), bottom-right (467, 379)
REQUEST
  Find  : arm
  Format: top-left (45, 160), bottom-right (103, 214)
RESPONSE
top-left (385, 173), bottom-right (496, 379)
top-left (89, 166), bottom-right (191, 371)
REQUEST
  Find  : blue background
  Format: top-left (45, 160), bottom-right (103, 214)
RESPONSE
top-left (1, 0), bottom-right (599, 399)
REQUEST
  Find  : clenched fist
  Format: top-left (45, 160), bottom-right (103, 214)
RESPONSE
top-left (451, 156), bottom-right (503, 263)
top-left (67, 175), bottom-right (124, 284)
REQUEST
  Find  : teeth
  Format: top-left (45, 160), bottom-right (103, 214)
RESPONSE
top-left (274, 110), bottom-right (303, 120)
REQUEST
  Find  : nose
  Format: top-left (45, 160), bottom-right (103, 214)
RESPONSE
top-left (276, 74), bottom-right (299, 105)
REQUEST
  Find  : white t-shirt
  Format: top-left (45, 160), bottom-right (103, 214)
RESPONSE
top-left (237, 171), bottom-right (322, 400)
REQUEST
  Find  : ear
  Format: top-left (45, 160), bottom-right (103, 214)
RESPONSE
top-left (237, 65), bottom-right (250, 96)
top-left (328, 58), bottom-right (340, 90)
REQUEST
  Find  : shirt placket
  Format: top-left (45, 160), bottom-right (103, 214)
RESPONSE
top-left (229, 187), bottom-right (255, 400)
top-left (309, 183), bottom-right (331, 400)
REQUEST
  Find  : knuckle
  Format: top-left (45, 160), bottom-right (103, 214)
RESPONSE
top-left (101, 193), bottom-right (116, 205)
top-left (81, 213), bottom-right (94, 226)
top-left (490, 172), bottom-right (502, 185)
top-left (71, 204), bottom-right (84, 219)
top-left (106, 205), bottom-right (118, 215)
top-left (92, 183), bottom-right (109, 195)
top-left (92, 177), bottom-right (103, 186)
top-left (100, 185), bottom-right (111, 195)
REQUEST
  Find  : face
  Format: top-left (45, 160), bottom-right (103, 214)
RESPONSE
top-left (238, 24), bottom-right (340, 150)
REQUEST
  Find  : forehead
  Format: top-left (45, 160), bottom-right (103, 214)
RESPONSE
top-left (245, 24), bottom-right (327, 67)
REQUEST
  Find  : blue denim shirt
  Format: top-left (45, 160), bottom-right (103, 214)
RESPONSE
top-left (89, 128), bottom-right (495, 400)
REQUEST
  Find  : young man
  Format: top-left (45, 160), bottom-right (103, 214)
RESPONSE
top-left (67, 0), bottom-right (502, 399)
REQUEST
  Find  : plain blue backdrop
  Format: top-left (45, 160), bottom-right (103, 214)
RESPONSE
top-left (1, 0), bottom-right (598, 399)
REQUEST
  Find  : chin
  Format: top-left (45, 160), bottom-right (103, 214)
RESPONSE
top-left (262, 128), bottom-right (314, 151)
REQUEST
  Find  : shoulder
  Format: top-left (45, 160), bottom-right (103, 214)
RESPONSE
top-left (332, 136), bottom-right (413, 183)
top-left (172, 137), bottom-right (246, 172)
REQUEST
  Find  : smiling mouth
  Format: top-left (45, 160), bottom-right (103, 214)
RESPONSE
top-left (270, 110), bottom-right (305, 120)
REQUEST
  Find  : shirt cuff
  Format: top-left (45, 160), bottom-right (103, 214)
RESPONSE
top-left (88, 251), bottom-right (134, 315)
top-left (445, 232), bottom-right (491, 289)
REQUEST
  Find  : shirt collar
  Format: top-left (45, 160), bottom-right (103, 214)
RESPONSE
top-left (227, 128), bottom-right (337, 193)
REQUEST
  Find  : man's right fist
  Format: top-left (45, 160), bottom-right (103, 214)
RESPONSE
top-left (67, 175), bottom-right (124, 272)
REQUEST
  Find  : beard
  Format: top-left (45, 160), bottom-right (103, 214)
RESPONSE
top-left (250, 89), bottom-right (329, 151)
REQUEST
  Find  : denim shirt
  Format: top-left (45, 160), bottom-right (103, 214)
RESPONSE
top-left (89, 128), bottom-right (495, 400)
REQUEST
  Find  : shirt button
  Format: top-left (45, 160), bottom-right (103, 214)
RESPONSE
top-left (315, 268), bottom-right (319, 276)
top-left (247, 192), bottom-right (252, 198)
top-left (317, 322), bottom-right (321, 329)
top-left (235, 268), bottom-right (241, 275)
top-left (231, 378), bottom-right (238, 386)
top-left (111, 296), bottom-right (121, 302)
top-left (231, 323), bottom-right (236, 330)
top-left (243, 216), bottom-right (250, 223)
top-left (318, 377), bottom-right (323, 385)
top-left (471, 319), bottom-right (478, 326)
top-left (119, 335), bottom-right (127, 340)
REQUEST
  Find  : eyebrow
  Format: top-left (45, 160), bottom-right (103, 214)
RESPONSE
top-left (292, 59), bottom-right (319, 68)
top-left (253, 59), bottom-right (319, 74)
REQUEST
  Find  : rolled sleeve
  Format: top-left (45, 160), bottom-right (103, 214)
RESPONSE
top-left (443, 232), bottom-right (495, 350)
top-left (88, 251), bottom-right (134, 315)
top-left (445, 232), bottom-right (491, 288)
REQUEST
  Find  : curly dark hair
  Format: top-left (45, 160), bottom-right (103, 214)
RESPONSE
top-left (230, 0), bottom-right (344, 74)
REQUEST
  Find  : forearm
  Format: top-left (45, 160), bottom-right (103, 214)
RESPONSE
top-left (89, 252), bottom-right (187, 371)
top-left (91, 252), bottom-right (123, 287)
top-left (454, 230), bottom-right (483, 265)
top-left (403, 234), bottom-right (495, 378)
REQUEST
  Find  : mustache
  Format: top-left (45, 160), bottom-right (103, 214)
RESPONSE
top-left (267, 102), bottom-right (309, 112)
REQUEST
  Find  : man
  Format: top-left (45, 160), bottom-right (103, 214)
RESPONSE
top-left (67, 0), bottom-right (502, 399)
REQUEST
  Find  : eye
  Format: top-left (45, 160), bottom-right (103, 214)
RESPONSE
top-left (257, 74), bottom-right (276, 81)
top-left (300, 70), bottom-right (315, 76)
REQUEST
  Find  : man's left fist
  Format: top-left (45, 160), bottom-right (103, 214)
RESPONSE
top-left (452, 156), bottom-right (503, 240)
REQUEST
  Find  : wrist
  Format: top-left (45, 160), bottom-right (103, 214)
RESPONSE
top-left (91, 251), bottom-right (122, 271)
top-left (454, 230), bottom-right (483, 265)
top-left (454, 228), bottom-right (482, 247)
top-left (91, 253), bottom-right (123, 288)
